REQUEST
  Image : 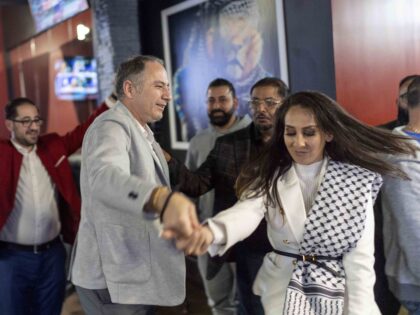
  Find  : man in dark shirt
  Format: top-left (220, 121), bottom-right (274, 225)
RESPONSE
top-left (168, 77), bottom-right (289, 315)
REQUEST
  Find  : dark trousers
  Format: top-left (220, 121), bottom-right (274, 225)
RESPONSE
top-left (76, 286), bottom-right (155, 315)
top-left (374, 195), bottom-right (400, 315)
top-left (0, 240), bottom-right (66, 315)
top-left (235, 246), bottom-right (265, 315)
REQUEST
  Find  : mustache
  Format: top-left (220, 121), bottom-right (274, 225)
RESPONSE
top-left (209, 109), bottom-right (226, 116)
top-left (26, 130), bottom-right (39, 135)
top-left (255, 113), bottom-right (270, 119)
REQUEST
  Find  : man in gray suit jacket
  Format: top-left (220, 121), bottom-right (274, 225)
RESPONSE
top-left (71, 55), bottom-right (199, 315)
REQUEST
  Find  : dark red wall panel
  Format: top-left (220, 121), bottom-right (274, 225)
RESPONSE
top-left (7, 10), bottom-right (93, 136)
top-left (332, 0), bottom-right (420, 125)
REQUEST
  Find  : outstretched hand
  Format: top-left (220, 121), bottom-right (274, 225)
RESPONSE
top-left (174, 225), bottom-right (214, 256)
top-left (160, 192), bottom-right (200, 239)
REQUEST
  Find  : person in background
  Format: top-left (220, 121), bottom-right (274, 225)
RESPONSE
top-left (186, 78), bottom-right (251, 315)
top-left (381, 75), bottom-right (418, 130)
top-left (169, 91), bottom-right (415, 315)
top-left (168, 77), bottom-right (289, 315)
top-left (376, 74), bottom-right (418, 315)
top-left (0, 96), bottom-right (108, 315)
top-left (381, 75), bottom-right (420, 315)
top-left (71, 55), bottom-right (199, 315)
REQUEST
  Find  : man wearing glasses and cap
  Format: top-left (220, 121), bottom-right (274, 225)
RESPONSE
top-left (167, 77), bottom-right (288, 315)
top-left (0, 97), bottom-right (108, 315)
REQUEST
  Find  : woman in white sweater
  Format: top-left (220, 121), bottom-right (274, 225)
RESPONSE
top-left (171, 91), bottom-right (415, 315)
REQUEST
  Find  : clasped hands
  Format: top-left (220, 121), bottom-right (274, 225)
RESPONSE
top-left (158, 190), bottom-right (214, 256)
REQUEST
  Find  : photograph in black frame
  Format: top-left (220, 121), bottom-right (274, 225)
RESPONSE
top-left (162, 0), bottom-right (288, 150)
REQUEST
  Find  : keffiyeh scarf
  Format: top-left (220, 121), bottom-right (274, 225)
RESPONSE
top-left (283, 160), bottom-right (382, 315)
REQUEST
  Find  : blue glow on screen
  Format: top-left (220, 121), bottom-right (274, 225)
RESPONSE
top-left (54, 56), bottom-right (98, 101)
top-left (28, 0), bottom-right (89, 33)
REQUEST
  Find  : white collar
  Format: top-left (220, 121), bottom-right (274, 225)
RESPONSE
top-left (11, 139), bottom-right (36, 155)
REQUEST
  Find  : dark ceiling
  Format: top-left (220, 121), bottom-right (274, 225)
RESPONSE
top-left (0, 0), bottom-right (27, 5)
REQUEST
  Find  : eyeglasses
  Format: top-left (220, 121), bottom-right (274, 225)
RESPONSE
top-left (12, 118), bottom-right (44, 127)
top-left (248, 99), bottom-right (282, 110)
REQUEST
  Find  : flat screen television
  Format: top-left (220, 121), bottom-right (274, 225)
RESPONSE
top-left (54, 56), bottom-right (98, 101)
top-left (28, 0), bottom-right (89, 33)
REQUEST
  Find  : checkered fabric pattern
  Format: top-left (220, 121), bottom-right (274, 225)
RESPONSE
top-left (283, 160), bottom-right (382, 315)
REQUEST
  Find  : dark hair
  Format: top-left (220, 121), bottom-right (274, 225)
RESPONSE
top-left (407, 76), bottom-right (420, 108)
top-left (115, 55), bottom-right (164, 99)
top-left (207, 78), bottom-right (236, 98)
top-left (250, 77), bottom-right (289, 99)
top-left (5, 97), bottom-right (37, 120)
top-left (399, 75), bottom-right (418, 88)
top-left (236, 91), bottom-right (416, 209)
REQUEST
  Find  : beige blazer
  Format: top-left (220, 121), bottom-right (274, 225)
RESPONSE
top-left (71, 102), bottom-right (185, 305)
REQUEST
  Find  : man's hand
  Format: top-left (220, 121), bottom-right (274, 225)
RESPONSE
top-left (174, 225), bottom-right (214, 256)
top-left (161, 148), bottom-right (172, 162)
top-left (160, 192), bottom-right (200, 239)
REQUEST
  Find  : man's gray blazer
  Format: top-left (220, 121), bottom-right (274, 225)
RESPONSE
top-left (71, 102), bottom-right (185, 305)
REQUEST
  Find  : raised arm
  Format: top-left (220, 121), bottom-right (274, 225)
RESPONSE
top-left (172, 195), bottom-right (267, 256)
top-left (60, 102), bottom-right (109, 155)
top-left (167, 142), bottom-right (219, 197)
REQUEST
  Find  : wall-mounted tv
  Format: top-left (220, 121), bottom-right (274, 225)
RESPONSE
top-left (28, 0), bottom-right (89, 33)
top-left (54, 56), bottom-right (98, 101)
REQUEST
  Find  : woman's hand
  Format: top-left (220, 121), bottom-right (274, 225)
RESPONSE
top-left (175, 225), bottom-right (214, 256)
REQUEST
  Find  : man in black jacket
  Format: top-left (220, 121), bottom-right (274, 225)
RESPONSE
top-left (168, 77), bottom-right (288, 315)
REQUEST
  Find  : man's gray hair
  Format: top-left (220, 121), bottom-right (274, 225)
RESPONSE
top-left (115, 55), bottom-right (164, 99)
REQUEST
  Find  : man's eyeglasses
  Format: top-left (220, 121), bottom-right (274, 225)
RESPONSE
top-left (12, 118), bottom-right (44, 127)
top-left (248, 99), bottom-right (282, 110)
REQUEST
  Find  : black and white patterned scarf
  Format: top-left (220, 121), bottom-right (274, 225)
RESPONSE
top-left (283, 160), bottom-right (382, 315)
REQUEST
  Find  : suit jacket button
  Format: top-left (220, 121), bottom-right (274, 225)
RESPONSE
top-left (128, 191), bottom-right (138, 199)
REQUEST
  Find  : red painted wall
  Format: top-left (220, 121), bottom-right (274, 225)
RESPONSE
top-left (7, 10), bottom-right (94, 136)
top-left (332, 0), bottom-right (420, 125)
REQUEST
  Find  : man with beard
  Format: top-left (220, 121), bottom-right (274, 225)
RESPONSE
top-left (381, 75), bottom-right (418, 129)
top-left (375, 74), bottom-right (418, 315)
top-left (185, 78), bottom-right (251, 315)
top-left (0, 97), bottom-right (108, 315)
top-left (168, 77), bottom-right (289, 315)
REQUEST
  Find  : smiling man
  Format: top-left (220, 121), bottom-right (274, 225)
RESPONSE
top-left (71, 55), bottom-right (199, 315)
top-left (0, 96), bottom-right (108, 315)
top-left (167, 77), bottom-right (289, 315)
top-left (185, 78), bottom-right (251, 315)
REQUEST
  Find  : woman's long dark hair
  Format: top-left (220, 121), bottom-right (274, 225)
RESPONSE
top-left (236, 91), bottom-right (416, 210)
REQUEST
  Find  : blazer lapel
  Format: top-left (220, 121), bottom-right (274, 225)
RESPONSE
top-left (276, 167), bottom-right (307, 243)
top-left (150, 140), bottom-right (170, 186)
top-left (118, 103), bottom-right (171, 187)
top-left (141, 123), bottom-right (170, 186)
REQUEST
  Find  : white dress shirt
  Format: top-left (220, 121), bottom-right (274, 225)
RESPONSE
top-left (136, 121), bottom-right (164, 170)
top-left (0, 140), bottom-right (61, 245)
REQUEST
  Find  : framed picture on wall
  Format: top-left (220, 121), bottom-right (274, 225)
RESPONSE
top-left (162, 0), bottom-right (288, 150)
